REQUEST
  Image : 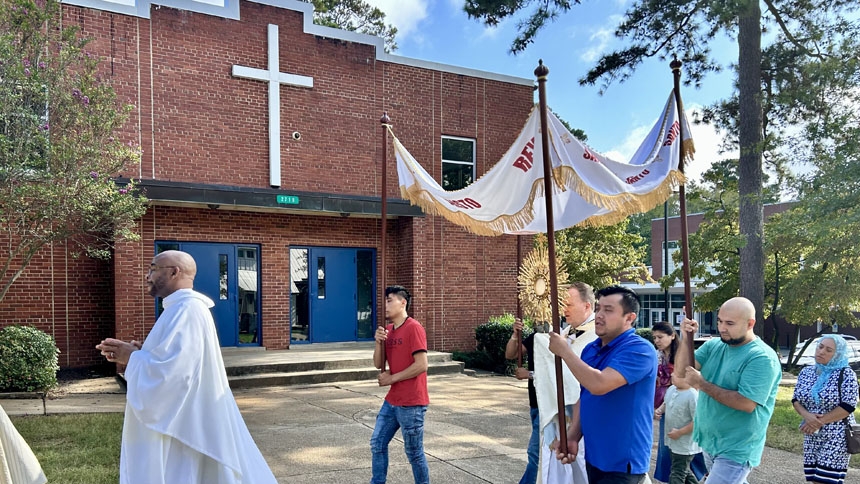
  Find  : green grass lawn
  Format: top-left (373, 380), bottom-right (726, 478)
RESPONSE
top-left (11, 413), bottom-right (122, 484)
top-left (7, 386), bottom-right (860, 480)
top-left (767, 386), bottom-right (860, 468)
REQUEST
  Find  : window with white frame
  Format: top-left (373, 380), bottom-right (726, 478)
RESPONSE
top-left (441, 136), bottom-right (475, 191)
top-left (662, 240), bottom-right (679, 276)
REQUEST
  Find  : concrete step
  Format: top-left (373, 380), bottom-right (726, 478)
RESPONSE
top-left (227, 360), bottom-right (465, 389)
top-left (225, 351), bottom-right (455, 377)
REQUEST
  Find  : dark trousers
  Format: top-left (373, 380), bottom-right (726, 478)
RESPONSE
top-left (669, 451), bottom-right (699, 484)
top-left (585, 461), bottom-right (645, 484)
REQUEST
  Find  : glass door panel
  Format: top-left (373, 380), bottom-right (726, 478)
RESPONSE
top-left (290, 248), bottom-right (310, 342)
top-left (356, 250), bottom-right (375, 339)
top-left (237, 247), bottom-right (260, 344)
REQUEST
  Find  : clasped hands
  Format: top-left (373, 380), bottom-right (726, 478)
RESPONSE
top-left (799, 413), bottom-right (825, 435)
top-left (96, 338), bottom-right (142, 365)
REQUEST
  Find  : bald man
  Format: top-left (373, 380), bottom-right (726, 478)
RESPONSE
top-left (675, 297), bottom-right (781, 484)
top-left (97, 250), bottom-right (278, 484)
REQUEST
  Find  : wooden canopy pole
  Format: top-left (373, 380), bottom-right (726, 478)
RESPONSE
top-left (535, 60), bottom-right (568, 455)
top-left (517, 236), bottom-right (523, 368)
top-left (379, 112), bottom-right (390, 373)
top-left (671, 57), bottom-right (695, 365)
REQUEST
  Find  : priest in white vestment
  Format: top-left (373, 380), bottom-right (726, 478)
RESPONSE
top-left (97, 250), bottom-right (278, 484)
top-left (534, 283), bottom-right (596, 484)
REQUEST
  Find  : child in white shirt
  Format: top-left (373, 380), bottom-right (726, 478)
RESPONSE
top-left (655, 370), bottom-right (702, 484)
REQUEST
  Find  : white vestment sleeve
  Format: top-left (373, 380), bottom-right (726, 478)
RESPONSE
top-left (0, 404), bottom-right (46, 484)
top-left (535, 330), bottom-right (596, 484)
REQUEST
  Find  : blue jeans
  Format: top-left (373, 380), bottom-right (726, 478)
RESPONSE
top-left (370, 401), bottom-right (429, 484)
top-left (520, 407), bottom-right (539, 484)
top-left (702, 452), bottom-right (751, 484)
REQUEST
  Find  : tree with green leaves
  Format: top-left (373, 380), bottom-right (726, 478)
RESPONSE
top-left (664, 132), bottom-right (860, 353)
top-left (764, 46), bottom-right (860, 350)
top-left (689, 11), bottom-right (860, 348)
top-left (553, 221), bottom-right (651, 290)
top-left (0, 0), bottom-right (147, 303)
top-left (305, 0), bottom-right (398, 52)
top-left (465, 0), bottom-right (860, 332)
top-left (625, 181), bottom-right (714, 267)
top-left (663, 159), bottom-right (779, 313)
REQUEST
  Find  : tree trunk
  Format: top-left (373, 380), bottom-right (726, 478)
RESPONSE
top-left (737, 1), bottom-right (765, 334)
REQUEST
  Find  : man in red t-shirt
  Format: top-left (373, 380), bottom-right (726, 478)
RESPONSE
top-left (371, 285), bottom-right (429, 484)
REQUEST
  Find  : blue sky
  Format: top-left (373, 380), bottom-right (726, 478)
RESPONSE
top-left (364, 0), bottom-right (741, 182)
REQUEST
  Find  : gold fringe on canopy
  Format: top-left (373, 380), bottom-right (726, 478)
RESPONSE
top-left (399, 177), bottom-right (547, 236)
top-left (388, 94), bottom-right (696, 236)
top-left (553, 165), bottom-right (687, 222)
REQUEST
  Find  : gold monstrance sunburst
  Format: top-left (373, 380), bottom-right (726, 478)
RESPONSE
top-left (517, 244), bottom-right (570, 326)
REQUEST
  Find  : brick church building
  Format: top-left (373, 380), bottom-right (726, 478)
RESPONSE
top-left (0, 0), bottom-right (535, 368)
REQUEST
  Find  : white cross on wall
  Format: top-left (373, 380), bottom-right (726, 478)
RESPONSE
top-left (232, 24), bottom-right (313, 188)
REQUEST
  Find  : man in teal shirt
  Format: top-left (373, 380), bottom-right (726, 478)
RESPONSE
top-left (676, 297), bottom-right (782, 484)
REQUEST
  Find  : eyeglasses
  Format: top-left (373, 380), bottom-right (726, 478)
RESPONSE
top-left (148, 265), bottom-right (178, 274)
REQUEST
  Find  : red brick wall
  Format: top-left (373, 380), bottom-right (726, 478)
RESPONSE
top-left (0, 237), bottom-right (115, 368)
top-left (1, 1), bottom-right (535, 367)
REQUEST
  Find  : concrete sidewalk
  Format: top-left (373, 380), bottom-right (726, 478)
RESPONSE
top-left (2, 374), bottom-right (852, 483)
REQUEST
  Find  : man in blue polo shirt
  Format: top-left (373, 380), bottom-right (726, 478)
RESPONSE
top-left (548, 285), bottom-right (657, 484)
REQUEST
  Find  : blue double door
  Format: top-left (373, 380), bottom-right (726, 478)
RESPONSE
top-left (160, 242), bottom-right (261, 347)
top-left (290, 247), bottom-right (376, 343)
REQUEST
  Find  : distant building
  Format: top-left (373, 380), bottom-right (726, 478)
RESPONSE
top-left (624, 202), bottom-right (796, 337)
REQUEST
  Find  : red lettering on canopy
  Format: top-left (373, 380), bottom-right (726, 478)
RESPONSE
top-left (583, 148), bottom-right (599, 162)
top-left (625, 168), bottom-right (651, 184)
top-left (512, 138), bottom-right (535, 173)
top-left (663, 121), bottom-right (680, 147)
top-left (447, 198), bottom-right (482, 210)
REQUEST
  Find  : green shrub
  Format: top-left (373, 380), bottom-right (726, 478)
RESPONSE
top-left (636, 327), bottom-right (654, 347)
top-left (0, 326), bottom-right (59, 392)
top-left (452, 349), bottom-right (495, 371)
top-left (474, 313), bottom-right (534, 374)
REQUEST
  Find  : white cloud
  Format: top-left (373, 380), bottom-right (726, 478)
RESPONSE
top-left (603, 124), bottom-right (651, 163)
top-left (577, 14), bottom-right (623, 63)
top-left (580, 27), bottom-right (613, 63)
top-left (684, 113), bottom-right (737, 183)
top-left (363, 0), bottom-right (429, 41)
top-left (605, 104), bottom-right (737, 184)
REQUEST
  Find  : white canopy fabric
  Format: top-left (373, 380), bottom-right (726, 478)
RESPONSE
top-left (392, 91), bottom-right (694, 236)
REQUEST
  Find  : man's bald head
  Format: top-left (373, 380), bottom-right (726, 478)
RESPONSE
top-left (716, 296), bottom-right (757, 346)
top-left (147, 250), bottom-right (196, 297)
top-left (721, 297), bottom-right (755, 322)
top-left (155, 250), bottom-right (197, 281)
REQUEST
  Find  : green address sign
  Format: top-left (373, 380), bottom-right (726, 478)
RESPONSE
top-left (276, 195), bottom-right (299, 205)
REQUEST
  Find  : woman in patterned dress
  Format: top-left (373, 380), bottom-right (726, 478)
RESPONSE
top-left (793, 334), bottom-right (859, 484)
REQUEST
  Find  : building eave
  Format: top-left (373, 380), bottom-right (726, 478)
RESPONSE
top-left (117, 178), bottom-right (425, 218)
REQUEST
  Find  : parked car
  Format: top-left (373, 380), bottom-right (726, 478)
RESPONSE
top-left (781, 337), bottom-right (860, 370)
